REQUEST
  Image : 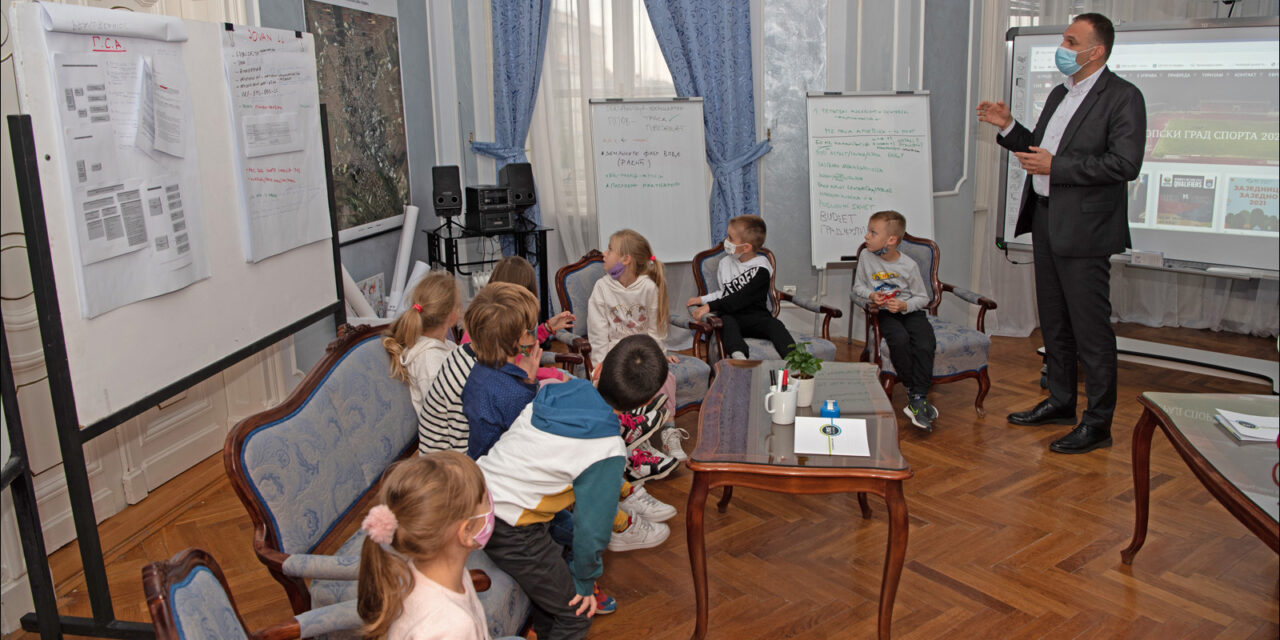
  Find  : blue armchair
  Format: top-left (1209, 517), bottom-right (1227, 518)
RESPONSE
top-left (851, 234), bottom-right (997, 416)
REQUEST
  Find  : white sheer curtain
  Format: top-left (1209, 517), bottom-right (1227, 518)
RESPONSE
top-left (974, 0), bottom-right (1280, 338)
top-left (528, 0), bottom-right (675, 283)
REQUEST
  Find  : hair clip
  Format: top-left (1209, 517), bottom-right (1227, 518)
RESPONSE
top-left (650, 255), bottom-right (656, 262)
top-left (412, 303), bottom-right (423, 313)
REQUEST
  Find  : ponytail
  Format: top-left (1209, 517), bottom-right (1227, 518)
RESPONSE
top-left (357, 535), bottom-right (413, 639)
top-left (642, 258), bottom-right (669, 339)
top-left (382, 272), bottom-right (461, 382)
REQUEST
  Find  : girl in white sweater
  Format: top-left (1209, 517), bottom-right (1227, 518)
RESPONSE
top-left (589, 229), bottom-right (685, 478)
top-left (383, 272), bottom-right (461, 437)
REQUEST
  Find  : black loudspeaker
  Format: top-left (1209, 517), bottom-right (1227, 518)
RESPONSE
top-left (432, 165), bottom-right (463, 217)
top-left (499, 162), bottom-right (537, 207)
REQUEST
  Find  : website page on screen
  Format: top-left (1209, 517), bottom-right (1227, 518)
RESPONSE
top-left (1003, 26), bottom-right (1279, 271)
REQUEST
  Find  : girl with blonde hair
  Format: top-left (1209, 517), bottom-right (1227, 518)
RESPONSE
top-left (383, 271), bottom-right (462, 446)
top-left (356, 451), bottom-right (498, 640)
top-left (588, 229), bottom-right (683, 483)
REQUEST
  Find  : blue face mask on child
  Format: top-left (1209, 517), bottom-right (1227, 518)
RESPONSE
top-left (871, 246), bottom-right (890, 256)
top-left (607, 261), bottom-right (626, 280)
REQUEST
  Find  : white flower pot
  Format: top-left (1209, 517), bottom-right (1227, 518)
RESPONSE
top-left (792, 376), bottom-right (815, 407)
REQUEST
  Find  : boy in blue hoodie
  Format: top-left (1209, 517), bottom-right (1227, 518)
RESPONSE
top-left (476, 335), bottom-right (669, 639)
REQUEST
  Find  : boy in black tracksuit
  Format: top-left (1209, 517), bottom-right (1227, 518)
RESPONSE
top-left (687, 214), bottom-right (795, 359)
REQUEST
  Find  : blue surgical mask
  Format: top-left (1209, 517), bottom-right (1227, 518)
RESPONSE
top-left (1055, 45), bottom-right (1095, 76)
top-left (607, 261), bottom-right (626, 280)
top-left (871, 246), bottom-right (890, 256)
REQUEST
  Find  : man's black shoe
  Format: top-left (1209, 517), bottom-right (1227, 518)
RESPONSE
top-left (1049, 424), bottom-right (1113, 454)
top-left (1007, 400), bottom-right (1076, 426)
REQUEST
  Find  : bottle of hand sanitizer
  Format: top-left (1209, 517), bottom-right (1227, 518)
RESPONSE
top-left (820, 399), bottom-right (840, 420)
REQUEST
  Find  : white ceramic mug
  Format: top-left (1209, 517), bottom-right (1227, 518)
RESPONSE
top-left (764, 384), bottom-right (799, 424)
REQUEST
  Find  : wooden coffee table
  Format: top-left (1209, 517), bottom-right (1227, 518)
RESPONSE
top-left (1121, 392), bottom-right (1279, 563)
top-left (686, 360), bottom-right (912, 640)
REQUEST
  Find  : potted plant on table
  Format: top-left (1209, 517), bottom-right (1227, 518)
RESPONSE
top-left (784, 341), bottom-right (821, 407)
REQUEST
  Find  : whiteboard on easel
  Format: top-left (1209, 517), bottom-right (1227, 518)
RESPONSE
top-left (806, 92), bottom-right (935, 268)
top-left (589, 98), bottom-right (709, 261)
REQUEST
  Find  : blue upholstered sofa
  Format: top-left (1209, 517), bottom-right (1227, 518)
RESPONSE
top-left (223, 324), bottom-right (530, 637)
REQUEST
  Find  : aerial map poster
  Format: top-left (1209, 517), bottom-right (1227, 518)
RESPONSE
top-left (304, 0), bottom-right (410, 232)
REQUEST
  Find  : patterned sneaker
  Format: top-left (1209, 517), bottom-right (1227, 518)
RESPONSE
top-left (607, 514), bottom-right (671, 551)
top-left (593, 584), bottom-right (617, 615)
top-left (660, 426), bottom-right (690, 461)
top-left (619, 485), bottom-right (677, 522)
top-left (624, 443), bottom-right (678, 484)
top-left (904, 396), bottom-right (934, 432)
top-left (619, 394), bottom-right (668, 450)
top-left (925, 400), bottom-right (939, 421)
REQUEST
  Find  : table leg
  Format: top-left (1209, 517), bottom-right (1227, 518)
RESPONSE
top-left (879, 480), bottom-right (908, 640)
top-left (1121, 409), bottom-right (1157, 564)
top-left (716, 486), bottom-right (733, 513)
top-left (857, 492), bottom-right (872, 519)
top-left (687, 471), bottom-right (710, 640)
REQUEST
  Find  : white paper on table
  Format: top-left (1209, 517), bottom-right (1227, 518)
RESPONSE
top-left (793, 416), bottom-right (870, 457)
top-left (1215, 409), bottom-right (1280, 441)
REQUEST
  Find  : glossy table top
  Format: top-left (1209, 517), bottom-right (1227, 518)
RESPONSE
top-left (693, 360), bottom-right (909, 472)
top-left (1141, 392), bottom-right (1279, 523)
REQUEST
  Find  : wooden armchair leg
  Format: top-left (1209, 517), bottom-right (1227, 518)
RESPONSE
top-left (975, 369), bottom-right (990, 418)
top-left (717, 486), bottom-right (734, 513)
top-left (857, 492), bottom-right (872, 519)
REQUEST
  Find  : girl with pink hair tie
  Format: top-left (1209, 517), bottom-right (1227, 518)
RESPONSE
top-left (357, 451), bottom-right (501, 640)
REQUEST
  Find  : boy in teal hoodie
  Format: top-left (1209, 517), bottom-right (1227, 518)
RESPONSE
top-left (476, 332), bottom-right (665, 637)
top-left (477, 335), bottom-right (668, 639)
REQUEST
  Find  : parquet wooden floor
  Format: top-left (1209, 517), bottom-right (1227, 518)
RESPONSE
top-left (6, 324), bottom-right (1278, 639)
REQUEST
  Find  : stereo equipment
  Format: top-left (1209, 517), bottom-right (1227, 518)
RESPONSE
top-left (465, 185), bottom-right (515, 231)
top-left (499, 162), bottom-right (537, 207)
top-left (431, 165), bottom-right (463, 218)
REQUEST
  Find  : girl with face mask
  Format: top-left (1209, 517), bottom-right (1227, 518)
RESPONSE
top-left (357, 451), bottom-right (505, 640)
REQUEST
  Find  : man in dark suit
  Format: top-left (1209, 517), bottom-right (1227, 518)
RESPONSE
top-left (976, 13), bottom-right (1146, 454)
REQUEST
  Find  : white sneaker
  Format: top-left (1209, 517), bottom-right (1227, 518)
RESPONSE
top-left (660, 427), bottom-right (690, 461)
top-left (619, 485), bottom-right (677, 522)
top-left (607, 515), bottom-right (670, 552)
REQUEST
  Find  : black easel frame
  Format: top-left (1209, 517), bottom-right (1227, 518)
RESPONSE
top-left (8, 106), bottom-right (345, 638)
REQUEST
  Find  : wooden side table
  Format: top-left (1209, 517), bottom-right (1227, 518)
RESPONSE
top-left (687, 360), bottom-right (912, 640)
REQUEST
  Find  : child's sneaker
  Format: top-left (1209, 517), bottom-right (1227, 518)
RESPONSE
top-left (593, 584), bottom-right (617, 615)
top-left (607, 514), bottom-right (670, 551)
top-left (619, 395), bottom-right (668, 450)
top-left (904, 396), bottom-right (934, 432)
top-left (624, 443), bottom-right (678, 484)
top-left (619, 485), bottom-right (677, 522)
top-left (659, 426), bottom-right (690, 461)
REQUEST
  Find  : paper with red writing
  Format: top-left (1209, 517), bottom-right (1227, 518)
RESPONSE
top-left (221, 25), bottom-right (330, 262)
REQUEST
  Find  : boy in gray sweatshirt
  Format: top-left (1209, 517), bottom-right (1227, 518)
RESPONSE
top-left (852, 210), bottom-right (938, 431)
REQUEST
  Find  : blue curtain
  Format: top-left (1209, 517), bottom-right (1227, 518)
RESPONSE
top-left (473, 0), bottom-right (551, 255)
top-left (644, 0), bottom-right (771, 243)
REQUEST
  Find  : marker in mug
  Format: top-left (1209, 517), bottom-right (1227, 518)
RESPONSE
top-left (781, 369), bottom-right (789, 391)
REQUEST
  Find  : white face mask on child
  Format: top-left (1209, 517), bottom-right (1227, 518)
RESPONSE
top-left (723, 239), bottom-right (743, 255)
